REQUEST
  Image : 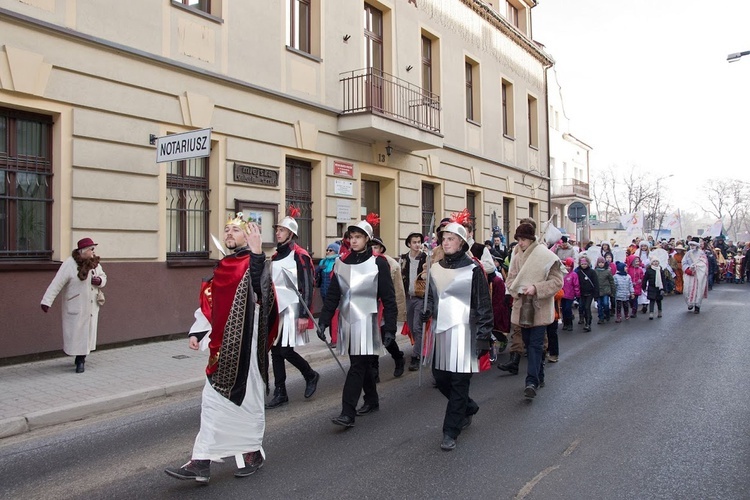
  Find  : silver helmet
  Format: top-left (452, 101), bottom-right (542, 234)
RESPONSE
top-left (274, 216), bottom-right (298, 237)
top-left (348, 220), bottom-right (373, 240)
top-left (441, 222), bottom-right (469, 245)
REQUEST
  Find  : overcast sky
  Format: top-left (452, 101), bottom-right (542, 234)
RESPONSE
top-left (533, 0), bottom-right (750, 215)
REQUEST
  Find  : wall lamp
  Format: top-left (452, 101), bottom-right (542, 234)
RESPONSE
top-left (727, 50), bottom-right (750, 63)
top-left (343, 34), bottom-right (351, 42)
top-left (406, 65), bottom-right (413, 72)
top-left (385, 140), bottom-right (393, 156)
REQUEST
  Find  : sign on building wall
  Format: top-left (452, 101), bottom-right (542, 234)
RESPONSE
top-left (155, 128), bottom-right (211, 163)
top-left (333, 160), bottom-right (354, 178)
top-left (336, 200), bottom-right (351, 222)
top-left (233, 163), bottom-right (279, 186)
top-left (334, 179), bottom-right (354, 196)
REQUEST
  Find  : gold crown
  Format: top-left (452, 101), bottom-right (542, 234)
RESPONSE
top-left (225, 212), bottom-right (247, 229)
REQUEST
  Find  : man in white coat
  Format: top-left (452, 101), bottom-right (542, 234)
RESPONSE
top-left (41, 237), bottom-right (107, 373)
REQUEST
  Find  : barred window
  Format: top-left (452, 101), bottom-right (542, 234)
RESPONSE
top-left (167, 157), bottom-right (210, 260)
top-left (0, 108), bottom-right (53, 260)
top-left (286, 158), bottom-right (313, 253)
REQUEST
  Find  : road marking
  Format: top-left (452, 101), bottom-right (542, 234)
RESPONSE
top-left (515, 438), bottom-right (581, 498)
top-left (563, 438), bottom-right (581, 456)
top-left (515, 465), bottom-right (560, 499)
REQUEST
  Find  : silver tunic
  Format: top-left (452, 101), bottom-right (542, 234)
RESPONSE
top-left (424, 263), bottom-right (478, 373)
top-left (334, 256), bottom-right (382, 356)
top-left (271, 251), bottom-right (308, 347)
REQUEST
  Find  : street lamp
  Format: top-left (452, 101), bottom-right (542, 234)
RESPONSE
top-left (727, 50), bottom-right (750, 63)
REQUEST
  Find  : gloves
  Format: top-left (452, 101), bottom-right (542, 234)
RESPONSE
top-left (316, 325), bottom-right (328, 342)
top-left (383, 331), bottom-right (395, 348)
top-left (420, 310), bottom-right (432, 323)
top-left (41, 304), bottom-right (49, 313)
top-left (91, 276), bottom-right (102, 286)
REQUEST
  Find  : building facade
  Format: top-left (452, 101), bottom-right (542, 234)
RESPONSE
top-left (0, 0), bottom-right (552, 358)
top-left (547, 66), bottom-right (592, 243)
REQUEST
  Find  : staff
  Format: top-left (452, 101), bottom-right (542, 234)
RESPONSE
top-left (280, 268), bottom-right (346, 375)
top-left (419, 213), bottom-right (435, 387)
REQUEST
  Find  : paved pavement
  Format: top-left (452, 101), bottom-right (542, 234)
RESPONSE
top-left (0, 333), bottom-right (413, 440)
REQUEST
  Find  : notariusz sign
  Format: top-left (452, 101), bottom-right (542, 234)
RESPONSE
top-left (155, 128), bottom-right (211, 163)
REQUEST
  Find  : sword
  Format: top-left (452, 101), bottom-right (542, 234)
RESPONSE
top-left (419, 213), bottom-right (436, 387)
top-left (210, 234), bottom-right (227, 257)
top-left (280, 268), bottom-right (346, 375)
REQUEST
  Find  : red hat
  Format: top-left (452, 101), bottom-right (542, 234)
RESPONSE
top-left (77, 237), bottom-right (98, 250)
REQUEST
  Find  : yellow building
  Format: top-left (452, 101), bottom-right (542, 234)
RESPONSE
top-left (1, 0), bottom-right (552, 358)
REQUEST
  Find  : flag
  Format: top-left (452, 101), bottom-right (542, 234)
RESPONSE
top-left (704, 220), bottom-right (724, 237)
top-left (662, 210), bottom-right (681, 230)
top-left (619, 211), bottom-right (643, 235)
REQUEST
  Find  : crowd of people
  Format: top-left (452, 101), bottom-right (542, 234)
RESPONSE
top-left (160, 207), bottom-right (730, 485)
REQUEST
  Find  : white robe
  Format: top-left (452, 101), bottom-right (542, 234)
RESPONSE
top-left (683, 249), bottom-right (708, 307)
top-left (192, 305), bottom-right (265, 463)
top-left (41, 257), bottom-right (106, 355)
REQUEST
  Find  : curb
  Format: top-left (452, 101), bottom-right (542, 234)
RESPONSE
top-left (0, 337), bottom-right (411, 440)
top-left (0, 378), bottom-right (205, 440)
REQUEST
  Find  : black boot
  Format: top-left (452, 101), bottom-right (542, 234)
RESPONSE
top-left (394, 356), bottom-right (405, 378)
top-left (265, 386), bottom-right (288, 409)
top-left (304, 371), bottom-right (319, 399)
top-left (408, 356), bottom-right (420, 372)
top-left (498, 352), bottom-right (521, 374)
top-left (75, 355), bottom-right (86, 373)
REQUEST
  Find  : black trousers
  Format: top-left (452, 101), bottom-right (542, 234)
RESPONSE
top-left (373, 328), bottom-right (404, 372)
top-left (342, 354), bottom-right (378, 418)
top-left (270, 345), bottom-right (314, 389)
top-left (432, 368), bottom-right (477, 439)
top-left (580, 295), bottom-right (594, 324)
top-left (648, 299), bottom-right (663, 312)
top-left (546, 320), bottom-right (559, 357)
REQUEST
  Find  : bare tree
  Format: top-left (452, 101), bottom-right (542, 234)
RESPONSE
top-left (591, 165), bottom-right (666, 230)
top-left (698, 179), bottom-right (749, 239)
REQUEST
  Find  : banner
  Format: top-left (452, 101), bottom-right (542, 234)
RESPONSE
top-left (662, 210), bottom-right (681, 230)
top-left (542, 219), bottom-right (562, 247)
top-left (704, 219), bottom-right (724, 237)
top-left (619, 211), bottom-right (644, 235)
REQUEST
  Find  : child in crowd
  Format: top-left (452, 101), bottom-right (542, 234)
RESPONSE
top-left (575, 255), bottom-right (599, 332)
top-left (642, 258), bottom-right (667, 319)
top-left (626, 255), bottom-right (645, 318)
top-left (605, 252), bottom-right (617, 317)
top-left (546, 288), bottom-right (564, 363)
top-left (560, 258), bottom-right (579, 331)
top-left (594, 257), bottom-right (615, 324)
top-left (613, 262), bottom-right (635, 322)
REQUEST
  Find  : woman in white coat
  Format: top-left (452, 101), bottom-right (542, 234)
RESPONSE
top-left (41, 237), bottom-right (107, 373)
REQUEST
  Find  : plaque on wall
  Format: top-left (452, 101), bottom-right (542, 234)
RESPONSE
top-left (233, 163), bottom-right (279, 186)
top-left (333, 160), bottom-right (354, 178)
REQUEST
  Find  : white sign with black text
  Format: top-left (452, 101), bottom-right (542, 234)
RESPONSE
top-left (155, 128), bottom-right (212, 163)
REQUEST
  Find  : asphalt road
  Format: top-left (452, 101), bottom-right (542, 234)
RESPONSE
top-left (1, 286), bottom-right (749, 500)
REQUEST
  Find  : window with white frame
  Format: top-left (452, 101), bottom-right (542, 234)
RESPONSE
top-left (287, 0), bottom-right (311, 53)
top-left (465, 58), bottom-right (480, 123)
top-left (502, 78), bottom-right (515, 137)
top-left (527, 94), bottom-right (539, 148)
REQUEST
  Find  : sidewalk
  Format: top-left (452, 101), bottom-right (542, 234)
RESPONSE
top-left (0, 334), bottom-right (413, 440)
